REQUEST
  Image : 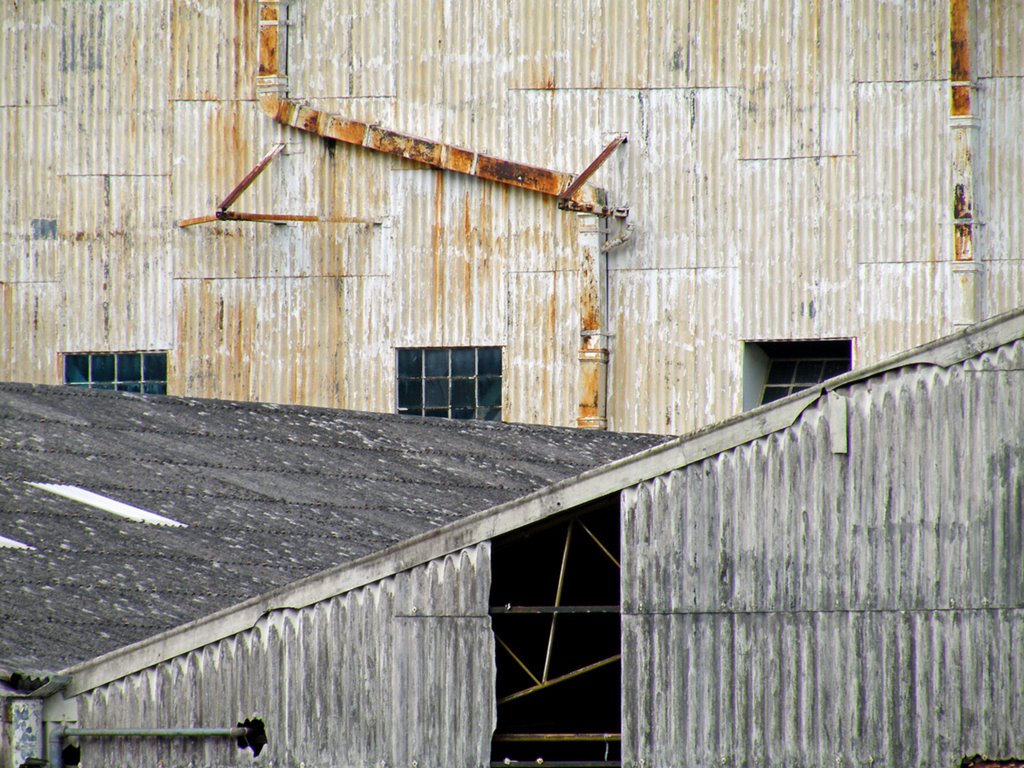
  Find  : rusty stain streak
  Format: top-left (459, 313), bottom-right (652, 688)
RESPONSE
top-left (953, 183), bottom-right (972, 220)
top-left (950, 0), bottom-right (971, 83)
top-left (954, 222), bottom-right (973, 261)
top-left (951, 84), bottom-right (971, 116)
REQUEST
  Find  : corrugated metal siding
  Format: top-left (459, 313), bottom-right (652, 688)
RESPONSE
top-left (621, 339), bottom-right (1024, 766)
top-left (2, 0), bottom-right (1023, 434)
top-left (58, 0), bottom-right (171, 177)
top-left (78, 544), bottom-right (494, 768)
top-left (979, 77), bottom-right (1024, 265)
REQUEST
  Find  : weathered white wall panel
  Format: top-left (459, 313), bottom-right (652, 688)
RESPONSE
top-left (505, 269), bottom-right (578, 427)
top-left (737, 157), bottom-right (857, 341)
top-left (170, 0), bottom-right (256, 102)
top-left (855, 82), bottom-right (949, 264)
top-left (849, 0), bottom-right (948, 82)
top-left (0, 282), bottom-right (59, 383)
top-left (857, 262), bottom-right (951, 363)
top-left (58, 0), bottom-right (171, 177)
top-left (979, 77), bottom-right (1024, 264)
top-left (621, 339), bottom-right (1024, 766)
top-left (175, 274), bottom-right (391, 410)
top-left (0, 1), bottom-right (61, 108)
top-left (390, 170), bottom-right (508, 348)
top-left (78, 544), bottom-right (494, 768)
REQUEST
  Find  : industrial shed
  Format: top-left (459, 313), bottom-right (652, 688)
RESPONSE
top-left (3, 308), bottom-right (1023, 767)
top-left (3, 0), bottom-right (1024, 434)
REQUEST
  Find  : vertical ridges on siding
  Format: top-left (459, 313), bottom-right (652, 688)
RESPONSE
top-left (621, 339), bottom-right (1024, 767)
top-left (79, 543), bottom-right (493, 768)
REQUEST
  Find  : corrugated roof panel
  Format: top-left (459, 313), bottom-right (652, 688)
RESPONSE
top-left (28, 483), bottom-right (187, 527)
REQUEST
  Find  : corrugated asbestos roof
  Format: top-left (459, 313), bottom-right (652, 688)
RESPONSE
top-left (0, 387), bottom-right (667, 673)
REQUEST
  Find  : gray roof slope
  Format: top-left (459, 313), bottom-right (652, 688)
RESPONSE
top-left (0, 385), bottom-right (667, 673)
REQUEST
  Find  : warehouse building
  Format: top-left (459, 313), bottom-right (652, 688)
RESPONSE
top-left (3, 0), bottom-right (1023, 433)
top-left (2, 307), bottom-right (1022, 767)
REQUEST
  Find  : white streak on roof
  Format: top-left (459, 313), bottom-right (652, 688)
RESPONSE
top-left (27, 483), bottom-right (188, 528)
top-left (0, 535), bottom-right (34, 550)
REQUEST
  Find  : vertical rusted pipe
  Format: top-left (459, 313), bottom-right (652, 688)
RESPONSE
top-left (949, 0), bottom-right (982, 326)
top-left (577, 214), bottom-right (608, 429)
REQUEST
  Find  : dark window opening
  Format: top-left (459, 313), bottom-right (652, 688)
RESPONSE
top-left (743, 339), bottom-right (852, 410)
top-left (63, 351), bottom-right (168, 394)
top-left (397, 346), bottom-right (501, 421)
top-left (490, 496), bottom-right (621, 767)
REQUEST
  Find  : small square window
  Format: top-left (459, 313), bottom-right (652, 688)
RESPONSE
top-left (743, 339), bottom-right (852, 410)
top-left (396, 347), bottom-right (502, 421)
top-left (64, 351), bottom-right (169, 394)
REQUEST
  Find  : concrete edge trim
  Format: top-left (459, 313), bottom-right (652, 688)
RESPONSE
top-left (61, 306), bottom-right (1024, 696)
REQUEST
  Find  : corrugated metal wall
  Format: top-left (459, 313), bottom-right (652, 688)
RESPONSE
top-left (77, 544), bottom-right (495, 767)
top-left (620, 338), bottom-right (1024, 766)
top-left (2, 0), bottom-right (1023, 434)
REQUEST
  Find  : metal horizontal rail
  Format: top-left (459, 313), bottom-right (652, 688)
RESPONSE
top-left (493, 733), bottom-right (621, 742)
top-left (64, 727), bottom-right (248, 738)
top-left (490, 605), bottom-right (620, 614)
top-left (490, 762), bottom-right (620, 767)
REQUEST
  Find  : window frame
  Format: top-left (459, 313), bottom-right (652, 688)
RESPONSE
top-left (63, 351), bottom-right (169, 394)
top-left (396, 346), bottom-right (503, 421)
top-left (742, 339), bottom-right (852, 410)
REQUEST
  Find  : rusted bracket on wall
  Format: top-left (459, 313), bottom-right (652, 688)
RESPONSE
top-left (557, 135), bottom-right (627, 213)
top-left (177, 142), bottom-right (380, 228)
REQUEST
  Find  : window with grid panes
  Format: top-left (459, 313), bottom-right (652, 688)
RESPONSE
top-left (751, 340), bottom-right (852, 405)
top-left (64, 352), bottom-right (168, 394)
top-left (397, 347), bottom-right (502, 420)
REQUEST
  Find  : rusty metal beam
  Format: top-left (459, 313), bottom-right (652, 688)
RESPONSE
top-left (177, 214), bottom-right (220, 228)
top-left (558, 135), bottom-right (627, 206)
top-left (217, 211), bottom-right (318, 224)
top-left (254, 4), bottom-right (618, 216)
top-left (217, 143), bottom-right (286, 212)
top-left (258, 94), bottom-right (614, 214)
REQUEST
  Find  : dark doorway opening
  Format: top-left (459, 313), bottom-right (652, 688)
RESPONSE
top-left (490, 495), bottom-right (621, 767)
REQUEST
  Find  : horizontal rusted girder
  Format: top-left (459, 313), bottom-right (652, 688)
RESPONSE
top-left (259, 94), bottom-right (615, 215)
top-left (178, 212), bottom-right (380, 227)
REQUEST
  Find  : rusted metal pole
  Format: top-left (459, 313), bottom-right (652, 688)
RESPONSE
top-left (949, 0), bottom-right (982, 327)
top-left (216, 143), bottom-right (286, 212)
top-left (577, 214), bottom-right (609, 429)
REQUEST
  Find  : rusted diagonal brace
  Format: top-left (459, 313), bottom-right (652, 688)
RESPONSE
top-left (217, 142), bottom-right (286, 212)
top-left (558, 135), bottom-right (627, 209)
